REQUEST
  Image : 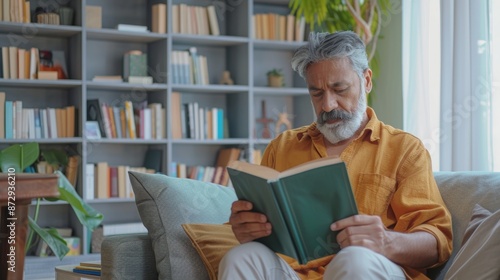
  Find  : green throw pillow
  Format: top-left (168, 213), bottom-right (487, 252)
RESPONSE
top-left (128, 172), bottom-right (237, 280)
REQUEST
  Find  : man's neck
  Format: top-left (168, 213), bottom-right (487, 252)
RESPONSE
top-left (324, 112), bottom-right (369, 157)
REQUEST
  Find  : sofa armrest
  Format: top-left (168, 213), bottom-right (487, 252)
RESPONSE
top-left (101, 233), bottom-right (158, 280)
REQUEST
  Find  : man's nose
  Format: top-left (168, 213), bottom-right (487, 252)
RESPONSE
top-left (322, 93), bottom-right (338, 112)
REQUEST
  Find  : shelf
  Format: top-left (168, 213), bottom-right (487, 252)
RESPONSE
top-left (87, 81), bottom-right (168, 91)
top-left (253, 39), bottom-right (307, 50)
top-left (172, 34), bottom-right (249, 46)
top-left (0, 79), bottom-right (82, 88)
top-left (85, 138), bottom-right (166, 144)
top-left (86, 28), bottom-right (167, 43)
top-left (171, 138), bottom-right (250, 145)
top-left (87, 198), bottom-right (136, 204)
top-left (0, 138), bottom-right (83, 144)
top-left (172, 84), bottom-right (249, 93)
top-left (0, 22), bottom-right (82, 37)
top-left (253, 86), bottom-right (308, 96)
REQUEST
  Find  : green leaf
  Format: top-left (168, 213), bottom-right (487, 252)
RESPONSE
top-left (0, 143), bottom-right (39, 172)
top-left (53, 171), bottom-right (104, 230)
top-left (41, 149), bottom-right (69, 167)
top-left (28, 217), bottom-right (69, 260)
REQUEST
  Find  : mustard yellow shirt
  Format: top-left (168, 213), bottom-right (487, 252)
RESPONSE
top-left (261, 107), bottom-right (452, 280)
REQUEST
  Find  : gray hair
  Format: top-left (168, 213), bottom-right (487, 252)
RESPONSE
top-left (291, 31), bottom-right (369, 79)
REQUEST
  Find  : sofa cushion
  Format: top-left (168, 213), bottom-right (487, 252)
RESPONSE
top-left (429, 171), bottom-right (500, 279)
top-left (129, 172), bottom-right (237, 280)
top-left (444, 205), bottom-right (500, 279)
top-left (461, 204), bottom-right (492, 246)
top-left (182, 224), bottom-right (239, 280)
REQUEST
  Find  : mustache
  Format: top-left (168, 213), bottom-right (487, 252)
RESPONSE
top-left (318, 109), bottom-right (353, 124)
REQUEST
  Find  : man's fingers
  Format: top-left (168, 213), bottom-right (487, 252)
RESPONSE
top-left (331, 214), bottom-right (381, 230)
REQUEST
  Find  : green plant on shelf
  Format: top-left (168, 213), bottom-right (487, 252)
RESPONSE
top-left (267, 68), bottom-right (285, 87)
top-left (0, 142), bottom-right (104, 260)
top-left (267, 68), bottom-right (283, 77)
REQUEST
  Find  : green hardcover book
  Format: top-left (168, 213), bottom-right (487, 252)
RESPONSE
top-left (227, 157), bottom-right (358, 264)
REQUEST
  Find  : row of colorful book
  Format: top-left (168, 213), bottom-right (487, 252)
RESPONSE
top-left (172, 4), bottom-right (220, 36)
top-left (1, 46), bottom-right (68, 80)
top-left (0, 0), bottom-right (30, 23)
top-left (180, 101), bottom-right (225, 140)
top-left (253, 13), bottom-right (306, 42)
top-left (0, 95), bottom-right (76, 139)
top-left (87, 99), bottom-right (165, 140)
top-left (87, 162), bottom-right (155, 200)
top-left (171, 47), bottom-right (209, 85)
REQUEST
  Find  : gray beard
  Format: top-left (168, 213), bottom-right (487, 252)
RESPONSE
top-left (316, 88), bottom-right (367, 144)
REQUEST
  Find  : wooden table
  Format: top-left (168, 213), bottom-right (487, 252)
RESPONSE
top-left (0, 173), bottom-right (59, 280)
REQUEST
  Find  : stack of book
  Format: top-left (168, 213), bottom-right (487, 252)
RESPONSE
top-left (72, 261), bottom-right (101, 277)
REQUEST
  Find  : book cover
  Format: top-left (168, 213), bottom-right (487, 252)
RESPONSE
top-left (227, 157), bottom-right (358, 264)
top-left (152, 3), bottom-right (166, 33)
top-left (86, 99), bottom-right (106, 138)
top-left (39, 50), bottom-right (68, 79)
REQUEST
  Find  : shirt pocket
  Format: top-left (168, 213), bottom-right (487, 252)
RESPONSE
top-left (355, 173), bottom-right (396, 216)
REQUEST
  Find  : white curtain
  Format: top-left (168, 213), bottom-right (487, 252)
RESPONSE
top-left (440, 0), bottom-right (492, 171)
top-left (402, 0), bottom-right (441, 170)
top-left (403, 0), bottom-right (495, 171)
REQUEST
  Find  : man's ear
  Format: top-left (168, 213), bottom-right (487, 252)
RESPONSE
top-left (364, 69), bottom-right (373, 93)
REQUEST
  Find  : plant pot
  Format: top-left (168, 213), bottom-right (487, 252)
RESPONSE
top-left (268, 75), bottom-right (283, 87)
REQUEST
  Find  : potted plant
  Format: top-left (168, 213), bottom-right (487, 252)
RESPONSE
top-left (0, 142), bottom-right (103, 260)
top-left (267, 68), bottom-right (284, 87)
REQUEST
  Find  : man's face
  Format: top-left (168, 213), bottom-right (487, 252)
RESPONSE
top-left (305, 58), bottom-right (372, 144)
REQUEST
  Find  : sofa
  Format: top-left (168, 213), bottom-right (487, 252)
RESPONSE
top-left (101, 171), bottom-right (500, 280)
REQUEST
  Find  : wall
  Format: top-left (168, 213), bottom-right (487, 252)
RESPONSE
top-left (371, 0), bottom-right (404, 129)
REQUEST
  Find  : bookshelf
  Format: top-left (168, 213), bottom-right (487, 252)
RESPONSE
top-left (0, 0), bottom-right (313, 277)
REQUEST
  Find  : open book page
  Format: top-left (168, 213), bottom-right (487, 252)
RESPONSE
top-left (279, 156), bottom-right (342, 178)
top-left (227, 156), bottom-right (342, 181)
top-left (227, 160), bottom-right (280, 180)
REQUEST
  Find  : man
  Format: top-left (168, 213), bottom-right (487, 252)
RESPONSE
top-left (219, 31), bottom-right (452, 280)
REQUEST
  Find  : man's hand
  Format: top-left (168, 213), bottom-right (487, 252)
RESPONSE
top-left (331, 214), bottom-right (438, 268)
top-left (331, 214), bottom-right (391, 256)
top-left (229, 200), bottom-right (272, 243)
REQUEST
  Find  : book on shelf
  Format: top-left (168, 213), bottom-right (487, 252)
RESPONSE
top-left (206, 5), bottom-right (220, 36)
top-left (215, 147), bottom-right (242, 186)
top-left (0, 92), bottom-right (4, 138)
top-left (227, 157), bottom-right (359, 265)
top-left (85, 5), bottom-right (102, 29)
top-left (172, 4), bottom-right (219, 35)
top-left (116, 23), bottom-right (149, 32)
top-left (92, 75), bottom-right (123, 82)
top-left (152, 3), bottom-right (166, 33)
top-left (87, 99), bottom-right (107, 138)
top-left (127, 76), bottom-right (153, 84)
top-left (34, 227), bottom-right (73, 257)
top-left (143, 149), bottom-right (162, 173)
